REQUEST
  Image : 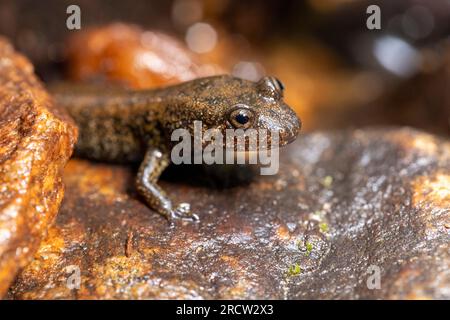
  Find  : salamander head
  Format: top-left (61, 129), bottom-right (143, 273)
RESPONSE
top-left (174, 75), bottom-right (301, 149)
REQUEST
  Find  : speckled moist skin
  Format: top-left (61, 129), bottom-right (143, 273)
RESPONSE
top-left (54, 75), bottom-right (301, 221)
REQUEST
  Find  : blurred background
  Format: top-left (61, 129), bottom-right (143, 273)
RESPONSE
top-left (0, 0), bottom-right (449, 136)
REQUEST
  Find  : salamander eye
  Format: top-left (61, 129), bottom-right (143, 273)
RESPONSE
top-left (228, 105), bottom-right (254, 129)
top-left (257, 76), bottom-right (284, 99)
top-left (274, 77), bottom-right (285, 92)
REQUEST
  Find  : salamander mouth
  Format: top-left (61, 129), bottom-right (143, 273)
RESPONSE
top-left (217, 126), bottom-right (300, 151)
top-left (279, 115), bottom-right (301, 146)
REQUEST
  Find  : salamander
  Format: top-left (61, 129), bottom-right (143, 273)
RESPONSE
top-left (53, 75), bottom-right (301, 222)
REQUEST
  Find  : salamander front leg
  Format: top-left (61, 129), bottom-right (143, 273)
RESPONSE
top-left (135, 148), bottom-right (199, 222)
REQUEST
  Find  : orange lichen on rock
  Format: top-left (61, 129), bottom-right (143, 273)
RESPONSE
top-left (412, 173), bottom-right (450, 207)
top-left (63, 159), bottom-right (130, 202)
top-left (0, 37), bottom-right (77, 297)
top-left (65, 23), bottom-right (223, 89)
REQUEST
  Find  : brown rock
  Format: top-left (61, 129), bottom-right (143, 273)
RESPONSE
top-left (0, 38), bottom-right (77, 297)
top-left (65, 23), bottom-right (224, 89)
top-left (7, 128), bottom-right (449, 299)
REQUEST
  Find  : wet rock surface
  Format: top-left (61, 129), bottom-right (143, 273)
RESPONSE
top-left (0, 38), bottom-right (77, 297)
top-left (7, 128), bottom-right (449, 299)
